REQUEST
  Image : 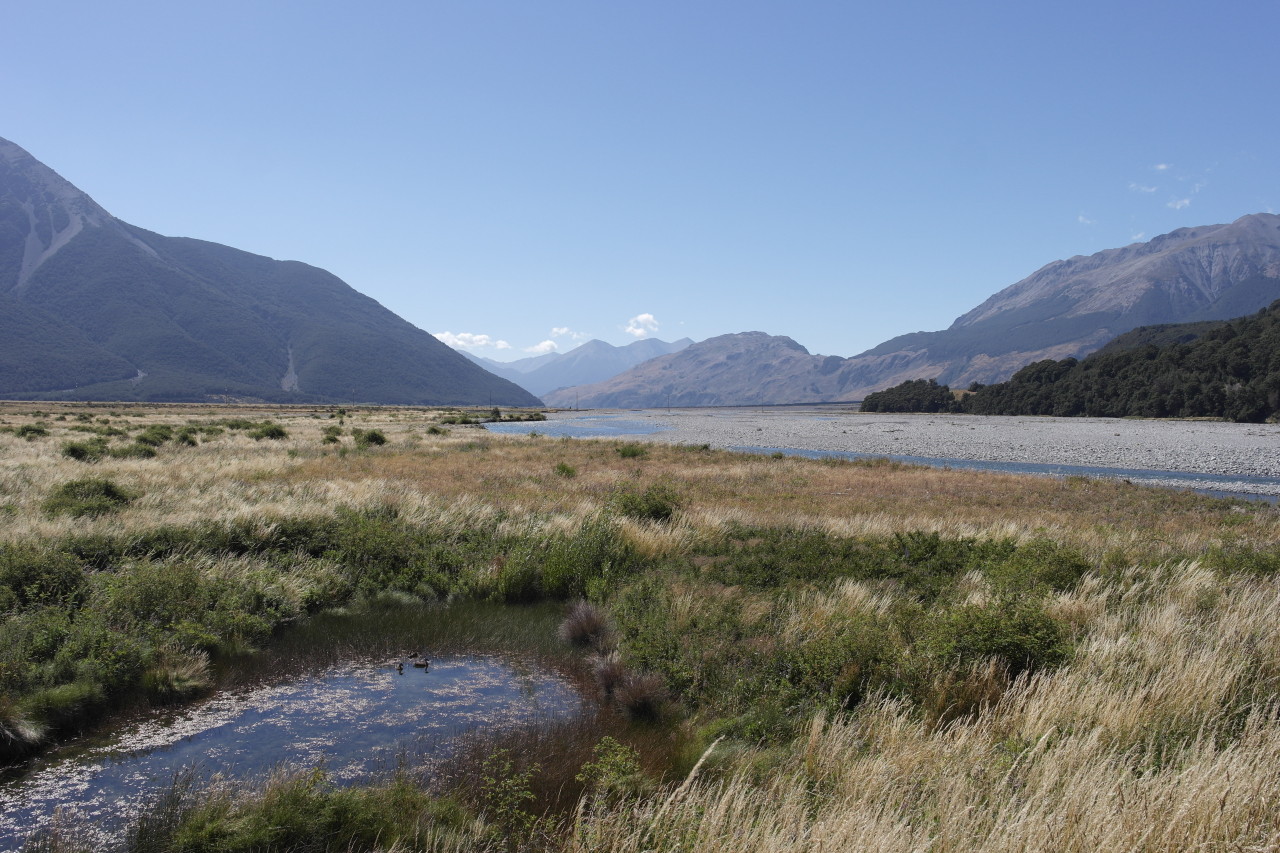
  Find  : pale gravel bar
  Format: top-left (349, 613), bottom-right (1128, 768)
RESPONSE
top-left (542, 407), bottom-right (1280, 497)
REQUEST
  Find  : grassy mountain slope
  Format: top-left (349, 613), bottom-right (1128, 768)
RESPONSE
top-left (0, 137), bottom-right (540, 406)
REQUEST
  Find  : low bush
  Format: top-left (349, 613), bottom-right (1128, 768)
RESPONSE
top-left (352, 428), bottom-right (387, 449)
top-left (109, 442), bottom-right (157, 460)
top-left (608, 484), bottom-right (680, 522)
top-left (615, 443), bottom-right (648, 459)
top-left (134, 425), bottom-right (174, 447)
top-left (43, 478), bottom-right (138, 518)
top-left (61, 438), bottom-right (109, 463)
top-left (554, 462), bottom-right (577, 478)
top-left (922, 599), bottom-right (1071, 677)
top-left (249, 423), bottom-right (288, 441)
top-left (15, 423), bottom-right (49, 440)
top-left (0, 546), bottom-right (86, 609)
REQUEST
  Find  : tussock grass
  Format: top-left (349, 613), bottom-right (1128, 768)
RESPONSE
top-left (2, 402), bottom-right (1280, 851)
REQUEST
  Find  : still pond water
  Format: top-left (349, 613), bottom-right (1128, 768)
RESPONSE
top-left (0, 602), bottom-right (585, 849)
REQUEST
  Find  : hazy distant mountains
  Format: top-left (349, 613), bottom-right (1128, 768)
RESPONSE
top-left (541, 333), bottom-right (818, 408)
top-left (461, 337), bottom-right (693, 397)
top-left (548, 214), bottom-right (1280, 407)
top-left (0, 137), bottom-right (540, 406)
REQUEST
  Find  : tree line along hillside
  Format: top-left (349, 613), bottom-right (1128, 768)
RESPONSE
top-left (859, 301), bottom-right (1280, 422)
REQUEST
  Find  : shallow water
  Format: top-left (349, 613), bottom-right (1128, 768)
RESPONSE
top-left (0, 604), bottom-right (584, 849)
top-left (489, 413), bottom-right (1276, 501)
top-left (731, 445), bottom-right (1280, 502)
top-left (484, 416), bottom-right (667, 438)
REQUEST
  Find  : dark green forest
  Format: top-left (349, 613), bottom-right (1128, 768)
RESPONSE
top-left (860, 301), bottom-right (1280, 423)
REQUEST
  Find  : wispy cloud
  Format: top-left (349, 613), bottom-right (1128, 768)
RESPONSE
top-left (524, 340), bottom-right (558, 355)
top-left (1128, 182), bottom-right (1157, 193)
top-left (1154, 163), bottom-right (1171, 171)
top-left (1131, 232), bottom-right (1146, 242)
top-left (433, 331), bottom-right (512, 350)
top-left (1167, 198), bottom-right (1191, 210)
top-left (624, 313), bottom-right (659, 338)
top-left (1077, 214), bottom-right (1096, 225)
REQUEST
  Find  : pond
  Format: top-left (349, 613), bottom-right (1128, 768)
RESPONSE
top-left (0, 601), bottom-right (586, 849)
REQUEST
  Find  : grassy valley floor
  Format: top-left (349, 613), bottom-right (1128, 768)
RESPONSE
top-left (1, 401), bottom-right (1279, 851)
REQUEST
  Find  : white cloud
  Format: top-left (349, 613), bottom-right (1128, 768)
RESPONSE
top-left (524, 340), bottom-right (558, 355)
top-left (550, 326), bottom-right (588, 341)
top-left (1154, 163), bottom-right (1171, 171)
top-left (624, 313), bottom-right (659, 338)
top-left (1077, 214), bottom-right (1095, 225)
top-left (1128, 182), bottom-right (1157, 193)
top-left (1167, 198), bottom-right (1191, 210)
top-left (433, 331), bottom-right (512, 350)
top-left (1131, 232), bottom-right (1146, 242)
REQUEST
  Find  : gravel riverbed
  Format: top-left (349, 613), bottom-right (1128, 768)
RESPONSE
top-left (537, 408), bottom-right (1280, 497)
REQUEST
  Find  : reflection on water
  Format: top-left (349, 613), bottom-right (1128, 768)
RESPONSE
top-left (0, 604), bottom-right (583, 848)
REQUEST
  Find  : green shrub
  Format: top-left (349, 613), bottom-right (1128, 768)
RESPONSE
top-left (43, 478), bottom-right (138, 518)
top-left (352, 428), bottom-right (387, 449)
top-left (109, 442), bottom-right (158, 460)
top-left (608, 484), bottom-right (680, 522)
top-left (61, 438), bottom-right (109, 463)
top-left (554, 462), bottom-right (577, 478)
top-left (615, 443), bottom-right (649, 459)
top-left (249, 423), bottom-right (288, 441)
top-left (480, 748), bottom-right (540, 837)
top-left (15, 423), bottom-right (49, 440)
top-left (426, 425), bottom-right (448, 435)
top-left (924, 599), bottom-right (1071, 677)
top-left (217, 418), bottom-right (258, 430)
top-left (134, 424), bottom-right (174, 447)
top-left (576, 736), bottom-right (645, 799)
top-left (321, 425), bottom-right (343, 444)
top-left (0, 546), bottom-right (85, 608)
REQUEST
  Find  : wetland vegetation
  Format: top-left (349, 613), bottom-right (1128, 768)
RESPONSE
top-left (1, 401), bottom-right (1279, 851)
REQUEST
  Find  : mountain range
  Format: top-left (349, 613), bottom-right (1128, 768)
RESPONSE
top-left (545, 214), bottom-right (1280, 407)
top-left (0, 137), bottom-right (539, 406)
top-left (460, 337), bottom-right (693, 398)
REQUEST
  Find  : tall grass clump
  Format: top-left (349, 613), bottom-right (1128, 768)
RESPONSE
top-left (42, 478), bottom-right (138, 518)
top-left (60, 438), bottom-right (109, 462)
top-left (607, 484), bottom-right (680, 523)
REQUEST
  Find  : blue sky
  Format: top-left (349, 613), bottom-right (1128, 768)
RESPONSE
top-left (6, 1), bottom-right (1277, 360)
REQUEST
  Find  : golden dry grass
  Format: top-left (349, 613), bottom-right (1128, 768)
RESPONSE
top-left (5, 401), bottom-right (1280, 852)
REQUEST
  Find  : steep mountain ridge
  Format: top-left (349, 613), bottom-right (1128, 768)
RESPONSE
top-left (0, 137), bottom-right (539, 405)
top-left (549, 215), bottom-right (1280, 407)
